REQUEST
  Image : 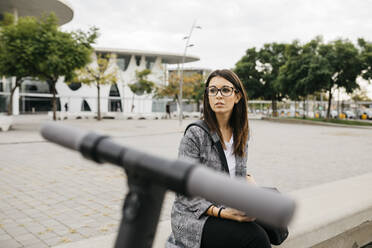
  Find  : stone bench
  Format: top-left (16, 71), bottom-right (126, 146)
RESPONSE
top-left (55, 173), bottom-right (372, 248)
top-left (48, 112), bottom-right (168, 120)
top-left (0, 115), bottom-right (12, 131)
top-left (278, 172), bottom-right (372, 248)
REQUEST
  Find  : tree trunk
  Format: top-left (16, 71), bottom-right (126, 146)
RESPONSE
top-left (175, 94), bottom-right (181, 118)
top-left (196, 100), bottom-right (200, 112)
top-left (50, 80), bottom-right (57, 121)
top-left (7, 78), bottom-right (22, 116)
top-left (97, 84), bottom-right (101, 121)
top-left (272, 99), bottom-right (278, 117)
top-left (294, 100), bottom-right (297, 118)
top-left (303, 98), bottom-right (306, 119)
top-left (7, 86), bottom-right (16, 116)
top-left (326, 90), bottom-right (332, 120)
top-left (131, 93), bottom-right (135, 113)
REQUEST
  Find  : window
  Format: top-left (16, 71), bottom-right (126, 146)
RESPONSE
top-left (81, 100), bottom-right (91, 112)
top-left (109, 84), bottom-right (120, 97)
top-left (135, 56), bottom-right (141, 66)
top-left (116, 55), bottom-right (131, 71)
top-left (146, 56), bottom-right (156, 69)
top-left (67, 83), bottom-right (82, 91)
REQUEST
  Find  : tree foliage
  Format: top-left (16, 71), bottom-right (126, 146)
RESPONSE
top-left (358, 38), bottom-right (372, 82)
top-left (127, 69), bottom-right (155, 112)
top-left (0, 13), bottom-right (97, 119)
top-left (0, 14), bottom-right (40, 115)
top-left (72, 53), bottom-right (117, 120)
top-left (155, 73), bottom-right (204, 110)
top-left (128, 69), bottom-right (155, 95)
top-left (235, 43), bottom-right (287, 116)
top-left (235, 36), bottom-right (371, 118)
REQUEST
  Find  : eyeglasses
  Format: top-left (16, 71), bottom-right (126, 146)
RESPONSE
top-left (206, 86), bottom-right (238, 97)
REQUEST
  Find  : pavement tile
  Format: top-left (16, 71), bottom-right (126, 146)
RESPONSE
top-left (1, 117), bottom-right (372, 248)
top-left (0, 239), bottom-right (22, 248)
top-left (4, 226), bottom-right (29, 236)
top-left (44, 236), bottom-right (64, 246)
top-left (0, 233), bottom-right (12, 241)
top-left (15, 233), bottom-right (42, 246)
top-left (35, 230), bottom-right (58, 241)
top-left (27, 242), bottom-right (49, 248)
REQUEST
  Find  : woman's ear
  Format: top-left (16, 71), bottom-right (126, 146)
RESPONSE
top-left (235, 93), bottom-right (241, 104)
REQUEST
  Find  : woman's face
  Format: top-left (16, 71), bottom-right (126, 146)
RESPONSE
top-left (208, 76), bottom-right (241, 116)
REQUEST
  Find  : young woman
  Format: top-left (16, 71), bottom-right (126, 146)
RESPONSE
top-left (166, 69), bottom-right (271, 248)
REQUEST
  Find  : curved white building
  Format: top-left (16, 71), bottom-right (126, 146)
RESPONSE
top-left (0, 0), bottom-right (73, 25)
top-left (54, 48), bottom-right (199, 115)
top-left (0, 0), bottom-right (200, 115)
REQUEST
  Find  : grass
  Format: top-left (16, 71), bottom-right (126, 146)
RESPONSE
top-left (291, 117), bottom-right (372, 126)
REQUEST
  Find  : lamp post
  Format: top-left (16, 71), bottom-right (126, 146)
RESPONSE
top-left (179, 21), bottom-right (201, 126)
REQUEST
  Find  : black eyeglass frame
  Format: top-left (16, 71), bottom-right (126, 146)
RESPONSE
top-left (206, 86), bottom-right (239, 97)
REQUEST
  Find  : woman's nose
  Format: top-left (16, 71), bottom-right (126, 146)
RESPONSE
top-left (216, 90), bottom-right (223, 98)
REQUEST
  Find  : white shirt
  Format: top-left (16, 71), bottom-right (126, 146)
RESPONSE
top-left (223, 136), bottom-right (236, 178)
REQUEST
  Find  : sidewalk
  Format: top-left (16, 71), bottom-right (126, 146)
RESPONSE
top-left (1, 115), bottom-right (372, 247)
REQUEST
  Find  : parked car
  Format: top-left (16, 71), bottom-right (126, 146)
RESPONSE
top-left (357, 109), bottom-right (372, 120)
top-left (330, 110), bottom-right (338, 119)
top-left (344, 110), bottom-right (356, 119)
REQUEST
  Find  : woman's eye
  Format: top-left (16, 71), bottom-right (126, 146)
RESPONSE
top-left (222, 88), bottom-right (231, 94)
top-left (209, 88), bottom-right (217, 94)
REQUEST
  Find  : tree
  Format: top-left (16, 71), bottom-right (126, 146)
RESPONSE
top-left (155, 73), bottom-right (203, 112)
top-left (235, 48), bottom-right (265, 100)
top-left (351, 86), bottom-right (371, 102)
top-left (277, 38), bottom-right (329, 117)
top-left (0, 14), bottom-right (40, 115)
top-left (185, 73), bottom-right (204, 111)
top-left (318, 39), bottom-right (363, 118)
top-left (128, 69), bottom-right (155, 112)
top-left (34, 14), bottom-right (97, 120)
top-left (235, 43), bottom-right (287, 116)
top-left (73, 53), bottom-right (117, 120)
top-left (358, 38), bottom-right (372, 82)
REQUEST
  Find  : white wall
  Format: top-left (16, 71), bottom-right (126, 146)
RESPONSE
top-left (56, 53), bottom-right (166, 114)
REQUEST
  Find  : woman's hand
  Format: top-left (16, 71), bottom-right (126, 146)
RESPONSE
top-left (220, 207), bottom-right (256, 222)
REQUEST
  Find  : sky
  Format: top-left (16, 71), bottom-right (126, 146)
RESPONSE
top-left (61, 0), bottom-right (372, 98)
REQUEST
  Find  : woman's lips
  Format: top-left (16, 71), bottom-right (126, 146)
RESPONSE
top-left (215, 102), bottom-right (224, 106)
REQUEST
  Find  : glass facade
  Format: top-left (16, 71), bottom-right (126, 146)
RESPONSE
top-left (21, 78), bottom-right (52, 94)
top-left (19, 96), bottom-right (60, 113)
top-left (0, 95), bottom-right (9, 113)
top-left (109, 84), bottom-right (122, 112)
top-left (135, 56), bottom-right (141, 66)
top-left (81, 100), bottom-right (91, 111)
top-left (146, 57), bottom-right (156, 70)
top-left (116, 54), bottom-right (131, 71)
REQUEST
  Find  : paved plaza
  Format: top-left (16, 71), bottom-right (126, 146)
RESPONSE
top-left (0, 115), bottom-right (372, 247)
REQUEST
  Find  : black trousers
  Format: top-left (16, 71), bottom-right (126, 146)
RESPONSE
top-left (201, 217), bottom-right (271, 248)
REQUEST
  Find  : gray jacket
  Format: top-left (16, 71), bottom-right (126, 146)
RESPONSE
top-left (166, 123), bottom-right (248, 248)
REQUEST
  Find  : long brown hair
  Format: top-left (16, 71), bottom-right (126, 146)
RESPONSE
top-left (203, 69), bottom-right (249, 157)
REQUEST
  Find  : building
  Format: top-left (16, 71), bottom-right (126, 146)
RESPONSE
top-left (0, 0), bottom-right (199, 115)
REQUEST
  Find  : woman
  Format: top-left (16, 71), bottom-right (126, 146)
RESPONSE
top-left (166, 69), bottom-right (271, 248)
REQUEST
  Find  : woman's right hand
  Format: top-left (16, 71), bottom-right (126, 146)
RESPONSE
top-left (220, 207), bottom-right (256, 222)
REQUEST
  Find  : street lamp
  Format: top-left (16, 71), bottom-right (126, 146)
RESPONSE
top-left (179, 21), bottom-right (201, 126)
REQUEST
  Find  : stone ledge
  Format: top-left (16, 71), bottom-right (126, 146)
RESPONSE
top-left (55, 173), bottom-right (372, 248)
top-left (0, 115), bottom-right (13, 131)
top-left (279, 173), bottom-right (372, 248)
top-left (47, 111), bottom-right (201, 120)
top-left (262, 117), bottom-right (372, 129)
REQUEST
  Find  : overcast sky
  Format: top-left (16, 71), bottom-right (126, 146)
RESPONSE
top-left (62, 0), bottom-right (372, 71)
top-left (60, 0), bottom-right (372, 98)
